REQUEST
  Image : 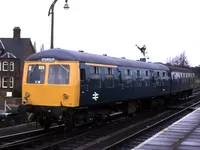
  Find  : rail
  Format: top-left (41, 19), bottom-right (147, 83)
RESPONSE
top-left (101, 98), bottom-right (200, 150)
top-left (0, 85), bottom-right (199, 150)
top-left (2, 94), bottom-right (199, 150)
top-left (0, 124), bottom-right (63, 149)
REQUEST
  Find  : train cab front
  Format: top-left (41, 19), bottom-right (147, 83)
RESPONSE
top-left (18, 58), bottom-right (80, 128)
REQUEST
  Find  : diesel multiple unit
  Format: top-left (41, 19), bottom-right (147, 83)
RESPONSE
top-left (18, 49), bottom-right (195, 129)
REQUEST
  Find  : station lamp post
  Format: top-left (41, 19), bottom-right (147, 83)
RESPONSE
top-left (48, 0), bottom-right (70, 49)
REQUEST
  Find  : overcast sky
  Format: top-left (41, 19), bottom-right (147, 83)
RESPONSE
top-left (0, 0), bottom-right (199, 66)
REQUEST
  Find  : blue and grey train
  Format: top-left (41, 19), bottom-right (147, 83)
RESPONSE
top-left (18, 48), bottom-right (195, 129)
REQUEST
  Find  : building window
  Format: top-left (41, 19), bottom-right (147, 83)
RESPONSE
top-left (10, 62), bottom-right (14, 71)
top-left (10, 77), bottom-right (14, 88)
top-left (2, 77), bottom-right (8, 88)
top-left (3, 61), bottom-right (8, 71)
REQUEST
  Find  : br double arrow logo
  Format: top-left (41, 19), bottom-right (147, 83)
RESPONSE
top-left (92, 92), bottom-right (99, 101)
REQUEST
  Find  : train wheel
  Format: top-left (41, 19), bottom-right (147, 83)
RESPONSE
top-left (38, 118), bottom-right (44, 127)
top-left (66, 119), bottom-right (74, 130)
top-left (158, 99), bottom-right (166, 111)
top-left (184, 93), bottom-right (189, 100)
top-left (149, 99), bottom-right (159, 111)
top-left (38, 118), bottom-right (52, 130)
top-left (95, 114), bottom-right (105, 126)
top-left (135, 101), bottom-right (142, 112)
top-left (65, 112), bottom-right (76, 131)
top-left (43, 119), bottom-right (52, 131)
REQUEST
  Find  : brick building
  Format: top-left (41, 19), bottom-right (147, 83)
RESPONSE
top-left (0, 27), bottom-right (36, 112)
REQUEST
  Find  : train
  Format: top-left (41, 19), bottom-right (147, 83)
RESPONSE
top-left (18, 48), bottom-right (195, 129)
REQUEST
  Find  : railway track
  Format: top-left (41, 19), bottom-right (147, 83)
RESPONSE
top-left (0, 85), bottom-right (199, 150)
top-left (97, 97), bottom-right (200, 150)
top-left (0, 85), bottom-right (199, 130)
top-left (0, 114), bottom-right (28, 128)
top-left (0, 111), bottom-right (165, 150)
top-left (0, 92), bottom-right (199, 150)
top-left (0, 125), bottom-right (65, 150)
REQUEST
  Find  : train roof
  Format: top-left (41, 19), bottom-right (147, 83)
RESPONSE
top-left (166, 65), bottom-right (193, 73)
top-left (26, 48), bottom-right (170, 70)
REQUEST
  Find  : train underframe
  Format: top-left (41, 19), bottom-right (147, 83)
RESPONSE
top-left (18, 89), bottom-right (193, 130)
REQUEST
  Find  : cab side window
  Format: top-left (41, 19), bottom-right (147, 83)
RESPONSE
top-left (80, 69), bottom-right (86, 83)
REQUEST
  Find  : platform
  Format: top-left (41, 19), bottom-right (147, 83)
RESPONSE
top-left (133, 107), bottom-right (200, 150)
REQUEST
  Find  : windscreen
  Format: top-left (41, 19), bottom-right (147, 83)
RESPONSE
top-left (26, 64), bottom-right (46, 84)
top-left (48, 64), bottom-right (70, 84)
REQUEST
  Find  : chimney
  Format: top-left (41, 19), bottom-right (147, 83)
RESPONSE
top-left (13, 27), bottom-right (21, 38)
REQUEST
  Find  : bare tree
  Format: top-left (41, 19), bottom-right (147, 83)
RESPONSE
top-left (166, 51), bottom-right (190, 67)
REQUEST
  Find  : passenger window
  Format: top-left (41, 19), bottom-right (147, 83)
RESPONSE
top-left (173, 74), bottom-right (175, 80)
top-left (157, 72), bottom-right (160, 77)
top-left (105, 75), bottom-right (114, 88)
top-left (89, 74), bottom-right (101, 89)
top-left (137, 70), bottom-right (140, 77)
top-left (125, 69), bottom-right (132, 76)
top-left (91, 66), bottom-right (100, 74)
top-left (162, 72), bottom-right (165, 77)
top-left (104, 67), bottom-right (114, 88)
top-left (145, 71), bottom-right (148, 76)
top-left (105, 67), bottom-right (114, 75)
top-left (124, 69), bottom-right (133, 87)
top-left (89, 66), bottom-right (101, 89)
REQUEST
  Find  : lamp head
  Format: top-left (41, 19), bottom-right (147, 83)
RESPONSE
top-left (64, 0), bottom-right (70, 9)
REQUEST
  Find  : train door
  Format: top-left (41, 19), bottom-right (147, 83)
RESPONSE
top-left (116, 68), bottom-right (125, 100)
top-left (87, 66), bottom-right (102, 104)
top-left (150, 70), bottom-right (156, 96)
top-left (81, 65), bottom-right (103, 106)
top-left (80, 67), bottom-right (89, 106)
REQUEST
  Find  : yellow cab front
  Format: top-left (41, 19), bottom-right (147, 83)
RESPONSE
top-left (22, 58), bottom-right (80, 108)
